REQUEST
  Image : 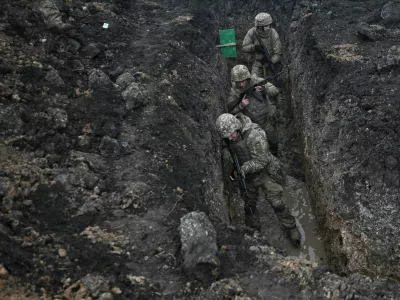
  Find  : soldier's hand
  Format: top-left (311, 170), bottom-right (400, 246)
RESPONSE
top-left (254, 44), bottom-right (264, 52)
top-left (255, 85), bottom-right (265, 92)
top-left (234, 169), bottom-right (246, 180)
top-left (241, 96), bottom-right (249, 107)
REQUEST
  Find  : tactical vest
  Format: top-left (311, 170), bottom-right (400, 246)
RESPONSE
top-left (238, 77), bottom-right (273, 128)
top-left (230, 128), bottom-right (253, 166)
top-left (242, 90), bottom-right (270, 128)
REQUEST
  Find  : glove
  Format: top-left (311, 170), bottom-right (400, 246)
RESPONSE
top-left (234, 168), bottom-right (246, 180)
top-left (254, 44), bottom-right (264, 52)
top-left (271, 54), bottom-right (280, 64)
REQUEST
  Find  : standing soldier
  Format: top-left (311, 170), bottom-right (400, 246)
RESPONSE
top-left (216, 113), bottom-right (301, 247)
top-left (242, 13), bottom-right (282, 78)
top-left (227, 64), bottom-right (279, 150)
top-left (37, 0), bottom-right (73, 32)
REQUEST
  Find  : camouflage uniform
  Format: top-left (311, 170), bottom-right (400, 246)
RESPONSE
top-left (216, 113), bottom-right (300, 246)
top-left (242, 13), bottom-right (282, 78)
top-left (227, 64), bottom-right (279, 147)
top-left (37, 0), bottom-right (73, 32)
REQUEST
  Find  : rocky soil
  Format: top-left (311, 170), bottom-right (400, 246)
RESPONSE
top-left (0, 0), bottom-right (399, 299)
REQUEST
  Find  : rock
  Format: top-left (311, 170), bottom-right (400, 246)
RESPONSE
top-left (58, 248), bottom-right (67, 257)
top-left (47, 108), bottom-right (68, 129)
top-left (99, 136), bottom-right (121, 157)
top-left (386, 45), bottom-right (400, 67)
top-left (111, 210), bottom-right (125, 217)
top-left (126, 275), bottom-right (145, 285)
top-left (179, 211), bottom-right (220, 282)
top-left (69, 162), bottom-right (99, 189)
top-left (81, 274), bottom-right (109, 298)
top-left (65, 38), bottom-right (81, 53)
top-left (109, 66), bottom-right (124, 80)
top-left (78, 135), bottom-right (91, 149)
top-left (45, 68), bottom-right (65, 89)
top-left (2, 196), bottom-right (13, 213)
top-left (89, 69), bottom-right (113, 89)
top-left (381, 1), bottom-right (400, 25)
top-left (133, 72), bottom-right (150, 83)
top-left (81, 43), bottom-right (101, 58)
top-left (357, 23), bottom-right (386, 41)
top-left (0, 82), bottom-right (12, 96)
top-left (122, 82), bottom-right (148, 110)
top-left (0, 104), bottom-right (23, 133)
top-left (200, 278), bottom-right (244, 300)
top-left (69, 151), bottom-right (107, 172)
top-left (0, 264), bottom-right (9, 278)
top-left (111, 287), bottom-right (121, 295)
top-left (98, 292), bottom-right (113, 300)
top-left (116, 72), bottom-right (135, 90)
top-left (23, 200), bottom-right (33, 206)
top-left (385, 156), bottom-right (398, 169)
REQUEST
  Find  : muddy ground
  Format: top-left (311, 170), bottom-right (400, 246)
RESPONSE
top-left (0, 0), bottom-right (400, 299)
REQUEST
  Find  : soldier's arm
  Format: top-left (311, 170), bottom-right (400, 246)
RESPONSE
top-left (271, 29), bottom-right (282, 63)
top-left (227, 88), bottom-right (245, 114)
top-left (241, 128), bottom-right (271, 174)
top-left (242, 29), bottom-right (256, 53)
top-left (264, 82), bottom-right (279, 97)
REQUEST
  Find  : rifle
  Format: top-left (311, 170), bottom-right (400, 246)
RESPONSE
top-left (254, 33), bottom-right (282, 86)
top-left (227, 71), bottom-right (283, 113)
top-left (226, 141), bottom-right (248, 199)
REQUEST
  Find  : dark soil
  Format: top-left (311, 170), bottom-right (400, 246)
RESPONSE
top-left (0, 0), bottom-right (400, 299)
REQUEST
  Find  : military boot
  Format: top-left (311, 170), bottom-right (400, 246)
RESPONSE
top-left (244, 206), bottom-right (261, 230)
top-left (288, 226), bottom-right (301, 247)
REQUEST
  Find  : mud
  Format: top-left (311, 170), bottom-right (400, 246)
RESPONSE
top-left (0, 0), bottom-right (400, 298)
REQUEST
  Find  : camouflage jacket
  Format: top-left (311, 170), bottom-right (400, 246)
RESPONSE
top-left (230, 113), bottom-right (271, 175)
top-left (227, 75), bottom-right (278, 127)
top-left (242, 27), bottom-right (282, 63)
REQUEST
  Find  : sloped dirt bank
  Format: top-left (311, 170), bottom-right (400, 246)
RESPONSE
top-left (286, 0), bottom-right (400, 279)
top-left (0, 0), bottom-right (400, 298)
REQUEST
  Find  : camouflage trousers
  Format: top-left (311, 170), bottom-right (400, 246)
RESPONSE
top-left (251, 60), bottom-right (270, 78)
top-left (245, 172), bottom-right (296, 230)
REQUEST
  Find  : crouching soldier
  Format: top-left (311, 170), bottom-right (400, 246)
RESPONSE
top-left (216, 113), bottom-right (301, 247)
top-left (227, 64), bottom-right (281, 151)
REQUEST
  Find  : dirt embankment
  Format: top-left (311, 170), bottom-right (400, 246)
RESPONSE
top-left (285, 0), bottom-right (400, 279)
top-left (0, 0), bottom-right (400, 299)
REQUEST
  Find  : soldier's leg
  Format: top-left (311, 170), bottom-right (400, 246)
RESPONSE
top-left (243, 179), bottom-right (261, 230)
top-left (262, 175), bottom-right (301, 246)
top-left (250, 61), bottom-right (263, 78)
top-left (37, 0), bottom-right (72, 32)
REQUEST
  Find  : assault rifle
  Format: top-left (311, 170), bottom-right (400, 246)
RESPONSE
top-left (255, 33), bottom-right (282, 86)
top-left (227, 71), bottom-right (283, 113)
top-left (226, 142), bottom-right (248, 199)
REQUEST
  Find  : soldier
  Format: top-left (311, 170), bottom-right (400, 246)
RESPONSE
top-left (37, 0), bottom-right (73, 32)
top-left (227, 64), bottom-right (279, 150)
top-left (216, 113), bottom-right (301, 246)
top-left (242, 12), bottom-right (282, 78)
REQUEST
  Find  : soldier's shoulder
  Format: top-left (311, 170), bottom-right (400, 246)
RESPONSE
top-left (271, 28), bottom-right (280, 38)
top-left (245, 27), bottom-right (257, 36)
top-left (249, 75), bottom-right (263, 84)
top-left (248, 124), bottom-right (266, 141)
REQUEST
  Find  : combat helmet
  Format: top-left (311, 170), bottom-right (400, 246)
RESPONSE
top-left (231, 65), bottom-right (251, 82)
top-left (216, 113), bottom-right (242, 138)
top-left (254, 13), bottom-right (273, 27)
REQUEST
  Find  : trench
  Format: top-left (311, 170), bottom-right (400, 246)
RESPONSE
top-left (189, 1), bottom-right (330, 265)
top-left (2, 0), bottom-right (399, 297)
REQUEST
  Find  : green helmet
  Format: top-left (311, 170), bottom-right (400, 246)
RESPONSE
top-left (216, 113), bottom-right (242, 138)
top-left (231, 65), bottom-right (251, 82)
top-left (254, 13), bottom-right (273, 27)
